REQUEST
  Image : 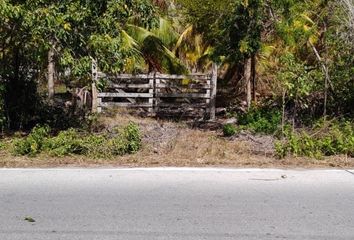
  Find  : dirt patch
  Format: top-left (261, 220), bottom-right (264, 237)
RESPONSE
top-left (97, 109), bottom-right (182, 152)
top-left (230, 131), bottom-right (275, 156)
top-left (1, 112), bottom-right (353, 168)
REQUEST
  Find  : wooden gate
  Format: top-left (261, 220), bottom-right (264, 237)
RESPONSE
top-left (91, 61), bottom-right (218, 120)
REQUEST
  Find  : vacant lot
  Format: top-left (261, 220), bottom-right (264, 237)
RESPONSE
top-left (1, 112), bottom-right (353, 168)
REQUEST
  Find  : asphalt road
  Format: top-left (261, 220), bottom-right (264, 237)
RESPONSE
top-left (1, 168), bottom-right (354, 240)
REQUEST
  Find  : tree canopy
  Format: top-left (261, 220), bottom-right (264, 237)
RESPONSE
top-left (0, 0), bottom-right (353, 130)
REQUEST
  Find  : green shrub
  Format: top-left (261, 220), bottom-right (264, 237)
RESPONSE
top-left (275, 121), bottom-right (354, 159)
top-left (223, 124), bottom-right (237, 137)
top-left (238, 107), bottom-right (281, 134)
top-left (102, 122), bottom-right (142, 156)
top-left (43, 129), bottom-right (88, 157)
top-left (122, 122), bottom-right (142, 153)
top-left (11, 122), bottom-right (142, 158)
top-left (83, 134), bottom-right (112, 158)
top-left (12, 125), bottom-right (50, 156)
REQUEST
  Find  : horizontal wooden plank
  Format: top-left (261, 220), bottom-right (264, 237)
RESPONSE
top-left (116, 74), bottom-right (154, 79)
top-left (156, 83), bottom-right (211, 89)
top-left (98, 72), bottom-right (154, 79)
top-left (155, 73), bottom-right (210, 80)
top-left (98, 93), bottom-right (153, 98)
top-left (99, 102), bottom-right (153, 108)
top-left (157, 103), bottom-right (209, 108)
top-left (156, 77), bottom-right (210, 81)
top-left (107, 83), bottom-right (152, 89)
top-left (97, 72), bottom-right (211, 82)
top-left (156, 93), bottom-right (211, 99)
top-left (157, 109), bottom-right (206, 113)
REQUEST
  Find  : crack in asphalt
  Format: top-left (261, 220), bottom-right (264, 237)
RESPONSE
top-left (344, 170), bottom-right (354, 176)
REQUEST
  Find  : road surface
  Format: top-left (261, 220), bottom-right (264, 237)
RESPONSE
top-left (1, 168), bottom-right (354, 240)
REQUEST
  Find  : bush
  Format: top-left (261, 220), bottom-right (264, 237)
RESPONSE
top-left (81, 134), bottom-right (110, 158)
top-left (123, 122), bottom-right (142, 153)
top-left (12, 125), bottom-right (50, 156)
top-left (238, 107), bottom-right (281, 134)
top-left (275, 121), bottom-right (354, 159)
top-left (43, 129), bottom-right (89, 157)
top-left (223, 124), bottom-right (237, 137)
top-left (11, 122), bottom-right (142, 158)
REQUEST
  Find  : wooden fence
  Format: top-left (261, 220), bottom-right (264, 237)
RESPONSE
top-left (91, 62), bottom-right (218, 120)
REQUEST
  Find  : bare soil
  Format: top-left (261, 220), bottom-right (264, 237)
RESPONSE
top-left (1, 111), bottom-right (353, 169)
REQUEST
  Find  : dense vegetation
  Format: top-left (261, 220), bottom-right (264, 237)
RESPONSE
top-left (11, 122), bottom-right (141, 158)
top-left (0, 0), bottom-right (353, 159)
top-left (276, 121), bottom-right (354, 159)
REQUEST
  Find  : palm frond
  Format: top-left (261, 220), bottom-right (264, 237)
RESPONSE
top-left (141, 35), bottom-right (187, 74)
top-left (120, 30), bottom-right (140, 53)
top-left (174, 24), bottom-right (193, 52)
top-left (124, 24), bottom-right (187, 74)
top-left (126, 24), bottom-right (154, 44)
top-left (152, 17), bottom-right (178, 47)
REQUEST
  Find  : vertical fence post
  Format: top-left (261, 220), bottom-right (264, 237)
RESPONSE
top-left (210, 63), bottom-right (218, 120)
top-left (91, 58), bottom-right (100, 113)
top-left (205, 81), bottom-right (211, 118)
top-left (154, 72), bottom-right (160, 115)
top-left (148, 73), bottom-right (154, 115)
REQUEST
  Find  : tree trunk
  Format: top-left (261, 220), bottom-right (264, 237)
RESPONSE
top-left (282, 90), bottom-right (286, 135)
top-left (210, 63), bottom-right (218, 120)
top-left (251, 55), bottom-right (257, 103)
top-left (47, 45), bottom-right (55, 103)
top-left (244, 57), bottom-right (252, 110)
top-left (91, 58), bottom-right (99, 113)
top-left (309, 41), bottom-right (331, 117)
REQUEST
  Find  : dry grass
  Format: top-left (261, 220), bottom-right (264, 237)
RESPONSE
top-left (1, 111), bottom-right (354, 169)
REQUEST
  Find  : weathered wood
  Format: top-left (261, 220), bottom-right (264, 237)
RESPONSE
top-left (97, 96), bottom-right (102, 113)
top-left (98, 93), bottom-right (153, 98)
top-left (156, 83), bottom-right (211, 89)
top-left (154, 78), bottom-right (160, 113)
top-left (148, 78), bottom-right (154, 113)
top-left (206, 89), bottom-right (211, 107)
top-left (158, 103), bottom-right (208, 108)
top-left (108, 83), bottom-right (152, 89)
top-left (157, 107), bottom-right (206, 112)
top-left (115, 89), bottom-right (137, 104)
top-left (157, 93), bottom-right (210, 99)
top-left (93, 66), bottom-right (217, 119)
top-left (97, 72), bottom-right (154, 79)
top-left (155, 73), bottom-right (210, 80)
top-left (98, 72), bottom-right (211, 80)
top-left (99, 102), bottom-right (153, 108)
top-left (91, 59), bottom-right (99, 113)
top-left (210, 63), bottom-right (218, 120)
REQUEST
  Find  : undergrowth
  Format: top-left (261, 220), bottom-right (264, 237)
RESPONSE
top-left (12, 122), bottom-right (141, 158)
top-left (223, 124), bottom-right (237, 137)
top-left (228, 106), bottom-right (353, 159)
top-left (275, 120), bottom-right (354, 159)
top-left (0, 139), bottom-right (5, 150)
top-left (237, 107), bottom-right (282, 135)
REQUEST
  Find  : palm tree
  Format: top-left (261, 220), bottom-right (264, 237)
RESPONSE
top-left (122, 19), bottom-right (187, 74)
top-left (174, 25), bottom-right (213, 73)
